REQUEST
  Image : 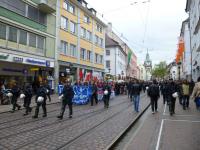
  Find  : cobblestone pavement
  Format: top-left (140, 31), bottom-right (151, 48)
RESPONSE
top-left (125, 97), bottom-right (200, 150)
top-left (0, 94), bottom-right (149, 150)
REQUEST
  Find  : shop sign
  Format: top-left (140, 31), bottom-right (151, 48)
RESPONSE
top-left (26, 58), bottom-right (46, 66)
top-left (13, 57), bottom-right (23, 63)
top-left (0, 54), bottom-right (9, 60)
top-left (2, 68), bottom-right (23, 73)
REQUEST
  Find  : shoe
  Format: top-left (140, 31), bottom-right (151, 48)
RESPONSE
top-left (29, 108), bottom-right (32, 112)
top-left (170, 112), bottom-right (173, 116)
top-left (23, 113), bottom-right (28, 116)
top-left (32, 116), bottom-right (38, 119)
top-left (43, 114), bottom-right (47, 117)
top-left (18, 106), bottom-right (21, 110)
top-left (152, 111), bottom-right (155, 114)
top-left (10, 110), bottom-right (15, 113)
top-left (69, 115), bottom-right (72, 118)
top-left (155, 110), bottom-right (158, 113)
top-left (57, 115), bottom-right (63, 119)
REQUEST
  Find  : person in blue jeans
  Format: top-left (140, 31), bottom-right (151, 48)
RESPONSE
top-left (131, 79), bottom-right (142, 112)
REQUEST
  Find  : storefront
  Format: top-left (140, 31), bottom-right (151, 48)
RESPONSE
top-left (0, 52), bottom-right (54, 90)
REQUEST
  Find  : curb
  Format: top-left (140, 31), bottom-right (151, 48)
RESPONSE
top-left (105, 102), bottom-right (151, 150)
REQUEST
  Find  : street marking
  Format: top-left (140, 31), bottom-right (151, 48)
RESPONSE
top-left (163, 103), bottom-right (166, 115)
top-left (163, 118), bottom-right (200, 123)
top-left (156, 119), bottom-right (164, 150)
top-left (163, 114), bottom-right (200, 117)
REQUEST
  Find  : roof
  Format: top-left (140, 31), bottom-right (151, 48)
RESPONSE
top-left (105, 34), bottom-right (120, 47)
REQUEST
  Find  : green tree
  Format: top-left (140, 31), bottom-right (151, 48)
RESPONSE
top-left (152, 61), bottom-right (167, 79)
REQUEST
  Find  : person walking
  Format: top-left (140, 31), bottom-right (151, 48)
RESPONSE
top-left (131, 79), bottom-right (142, 112)
top-left (32, 82), bottom-right (49, 118)
top-left (10, 80), bottom-right (21, 113)
top-left (191, 77), bottom-right (200, 110)
top-left (57, 80), bottom-right (74, 119)
top-left (181, 80), bottom-right (190, 110)
top-left (148, 80), bottom-right (160, 114)
top-left (90, 82), bottom-right (98, 106)
top-left (103, 82), bottom-right (111, 108)
top-left (166, 79), bottom-right (178, 116)
top-left (44, 79), bottom-right (51, 102)
top-left (22, 85), bottom-right (33, 115)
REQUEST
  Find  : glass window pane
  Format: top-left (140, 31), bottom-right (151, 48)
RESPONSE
top-left (19, 30), bottom-right (27, 45)
top-left (63, 1), bottom-right (68, 10)
top-left (39, 11), bottom-right (47, 25)
top-left (37, 36), bottom-right (45, 49)
top-left (70, 21), bottom-right (76, 33)
top-left (8, 26), bottom-right (17, 42)
top-left (28, 6), bottom-right (38, 22)
top-left (0, 23), bottom-right (6, 40)
top-left (29, 33), bottom-right (36, 47)
top-left (69, 5), bottom-right (74, 14)
top-left (61, 17), bottom-right (68, 30)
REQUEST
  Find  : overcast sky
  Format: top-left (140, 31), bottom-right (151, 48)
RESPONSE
top-left (86, 0), bottom-right (188, 66)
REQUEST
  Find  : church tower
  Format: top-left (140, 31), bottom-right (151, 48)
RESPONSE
top-left (144, 50), bottom-right (152, 80)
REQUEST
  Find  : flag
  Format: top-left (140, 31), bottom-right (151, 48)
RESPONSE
top-left (127, 50), bottom-right (132, 66)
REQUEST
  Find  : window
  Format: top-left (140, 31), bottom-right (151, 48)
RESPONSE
top-left (39, 11), bottom-right (47, 25)
top-left (84, 15), bottom-right (90, 23)
top-left (86, 30), bottom-right (92, 41)
top-left (29, 33), bottom-right (36, 47)
top-left (8, 26), bottom-right (17, 42)
top-left (63, 1), bottom-right (75, 14)
top-left (95, 53), bottom-right (98, 63)
top-left (69, 5), bottom-right (75, 14)
top-left (106, 60), bottom-right (110, 68)
top-left (37, 36), bottom-right (45, 49)
top-left (81, 27), bottom-right (86, 38)
top-left (99, 38), bottom-right (103, 47)
top-left (95, 35), bottom-right (98, 44)
top-left (60, 41), bottom-right (68, 55)
top-left (87, 50), bottom-right (92, 61)
top-left (19, 30), bottom-right (27, 45)
top-left (80, 48), bottom-right (86, 60)
top-left (61, 16), bottom-right (68, 30)
top-left (70, 21), bottom-right (76, 34)
top-left (0, 0), bottom-right (26, 16)
top-left (0, 23), bottom-right (6, 40)
top-left (96, 24), bottom-right (102, 33)
top-left (28, 6), bottom-right (38, 22)
top-left (70, 44), bottom-right (76, 57)
top-left (100, 55), bottom-right (103, 64)
top-left (106, 50), bottom-right (110, 56)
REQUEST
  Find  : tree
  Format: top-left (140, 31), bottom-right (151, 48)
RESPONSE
top-left (152, 61), bottom-right (167, 79)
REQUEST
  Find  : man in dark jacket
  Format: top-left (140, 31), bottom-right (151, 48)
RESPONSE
top-left (57, 80), bottom-right (74, 119)
top-left (131, 79), bottom-right (142, 112)
top-left (10, 81), bottom-right (21, 113)
top-left (33, 82), bottom-right (48, 118)
top-left (103, 82), bottom-right (111, 108)
top-left (148, 80), bottom-right (160, 114)
top-left (23, 85), bottom-right (33, 116)
top-left (90, 82), bottom-right (98, 106)
top-left (166, 79), bottom-right (178, 116)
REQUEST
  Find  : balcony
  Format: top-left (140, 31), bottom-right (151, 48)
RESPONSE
top-left (38, 0), bottom-right (56, 14)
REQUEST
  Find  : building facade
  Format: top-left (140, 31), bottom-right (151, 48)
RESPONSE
top-left (186, 0), bottom-right (200, 81)
top-left (57, 0), bottom-right (106, 83)
top-left (105, 35), bottom-right (126, 80)
top-left (144, 51), bottom-right (152, 81)
top-left (0, 0), bottom-right (56, 90)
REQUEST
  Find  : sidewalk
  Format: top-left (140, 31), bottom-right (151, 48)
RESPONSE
top-left (0, 94), bottom-right (60, 113)
top-left (124, 98), bottom-right (200, 150)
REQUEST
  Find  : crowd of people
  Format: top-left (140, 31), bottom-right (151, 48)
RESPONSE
top-left (0, 76), bottom-right (200, 119)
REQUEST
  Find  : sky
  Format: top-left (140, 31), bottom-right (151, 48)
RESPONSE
top-left (86, 0), bottom-right (188, 66)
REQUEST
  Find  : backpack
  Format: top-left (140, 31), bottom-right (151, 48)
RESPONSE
top-left (149, 85), bottom-right (159, 97)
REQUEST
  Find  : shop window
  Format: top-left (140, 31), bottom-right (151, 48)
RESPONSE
top-left (60, 40), bottom-right (68, 55)
top-left (29, 33), bottom-right (36, 47)
top-left (70, 44), bottom-right (76, 57)
top-left (19, 29), bottom-right (27, 45)
top-left (37, 36), bottom-right (45, 49)
top-left (61, 16), bottom-right (68, 30)
top-left (0, 23), bottom-right (6, 40)
top-left (8, 26), bottom-right (17, 42)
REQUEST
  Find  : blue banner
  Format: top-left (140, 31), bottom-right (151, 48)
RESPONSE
top-left (58, 85), bottom-right (92, 105)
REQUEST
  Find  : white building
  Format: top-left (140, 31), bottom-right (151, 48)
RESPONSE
top-left (167, 62), bottom-right (178, 80)
top-left (105, 35), bottom-right (126, 79)
top-left (180, 19), bottom-right (191, 80)
top-left (186, 0), bottom-right (200, 81)
top-left (138, 64), bottom-right (146, 81)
